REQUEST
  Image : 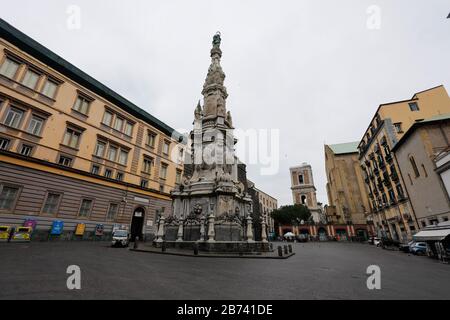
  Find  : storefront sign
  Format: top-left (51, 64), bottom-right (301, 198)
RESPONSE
top-left (24, 219), bottom-right (37, 231)
top-left (146, 220), bottom-right (153, 227)
top-left (50, 220), bottom-right (64, 235)
top-left (75, 223), bottom-right (86, 236)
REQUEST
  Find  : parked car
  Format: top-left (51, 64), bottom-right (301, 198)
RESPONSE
top-left (111, 230), bottom-right (130, 247)
top-left (399, 241), bottom-right (415, 253)
top-left (410, 242), bottom-right (428, 255)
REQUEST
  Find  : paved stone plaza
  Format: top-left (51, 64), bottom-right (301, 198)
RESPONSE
top-left (1, 241), bottom-right (449, 300)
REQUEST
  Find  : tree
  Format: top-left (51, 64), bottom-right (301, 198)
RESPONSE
top-left (270, 204), bottom-right (311, 227)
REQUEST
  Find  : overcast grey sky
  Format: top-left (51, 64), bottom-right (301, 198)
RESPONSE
top-left (2, 0), bottom-right (449, 206)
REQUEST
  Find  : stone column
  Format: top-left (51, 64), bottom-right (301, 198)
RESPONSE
top-left (261, 214), bottom-right (268, 243)
top-left (199, 216), bottom-right (206, 241)
top-left (176, 218), bottom-right (184, 242)
top-left (207, 214), bottom-right (215, 243)
top-left (246, 215), bottom-right (254, 243)
top-left (155, 216), bottom-right (165, 243)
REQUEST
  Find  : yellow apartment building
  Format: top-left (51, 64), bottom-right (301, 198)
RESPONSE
top-left (324, 142), bottom-right (375, 238)
top-left (0, 19), bottom-right (185, 241)
top-left (358, 85), bottom-right (450, 241)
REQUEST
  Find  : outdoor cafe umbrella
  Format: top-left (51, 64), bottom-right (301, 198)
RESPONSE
top-left (284, 232), bottom-right (295, 238)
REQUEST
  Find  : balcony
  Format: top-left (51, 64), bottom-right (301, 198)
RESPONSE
top-left (391, 172), bottom-right (399, 182)
top-left (385, 153), bottom-right (393, 163)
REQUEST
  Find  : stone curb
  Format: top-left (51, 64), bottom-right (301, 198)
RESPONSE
top-left (130, 248), bottom-right (295, 259)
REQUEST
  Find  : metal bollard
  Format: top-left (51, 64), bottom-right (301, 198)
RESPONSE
top-left (284, 245), bottom-right (288, 255)
top-left (277, 246), bottom-right (283, 257)
top-left (133, 236), bottom-right (139, 249)
top-left (194, 243), bottom-right (199, 255)
top-left (269, 243), bottom-right (273, 250)
top-left (288, 244), bottom-right (292, 253)
top-left (161, 241), bottom-right (166, 252)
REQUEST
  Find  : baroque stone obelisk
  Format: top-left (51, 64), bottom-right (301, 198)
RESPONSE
top-left (159, 33), bottom-right (269, 252)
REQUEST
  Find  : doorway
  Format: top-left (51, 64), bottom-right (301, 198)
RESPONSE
top-left (130, 207), bottom-right (145, 241)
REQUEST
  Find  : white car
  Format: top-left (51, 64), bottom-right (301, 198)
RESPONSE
top-left (373, 238), bottom-right (381, 247)
top-left (111, 230), bottom-right (130, 247)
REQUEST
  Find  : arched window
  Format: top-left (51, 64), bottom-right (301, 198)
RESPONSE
top-left (421, 164), bottom-right (428, 177)
top-left (301, 195), bottom-right (307, 205)
top-left (409, 156), bottom-right (420, 177)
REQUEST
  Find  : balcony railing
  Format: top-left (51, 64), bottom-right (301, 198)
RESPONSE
top-left (385, 153), bottom-right (393, 163)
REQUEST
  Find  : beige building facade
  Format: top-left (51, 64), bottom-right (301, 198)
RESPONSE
top-left (393, 114), bottom-right (450, 227)
top-left (358, 85), bottom-right (450, 241)
top-left (325, 142), bottom-right (371, 227)
top-left (0, 19), bottom-right (184, 240)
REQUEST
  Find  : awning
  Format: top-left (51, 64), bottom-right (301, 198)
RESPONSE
top-left (413, 229), bottom-right (450, 241)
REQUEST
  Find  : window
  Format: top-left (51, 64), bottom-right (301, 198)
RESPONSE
top-left (124, 122), bottom-right (133, 136)
top-left (0, 57), bottom-right (19, 79)
top-left (421, 164), bottom-right (428, 177)
top-left (159, 185), bottom-right (164, 192)
top-left (162, 141), bottom-right (170, 155)
top-left (63, 127), bottom-right (81, 149)
top-left (143, 157), bottom-right (153, 174)
top-left (298, 174), bottom-right (304, 184)
top-left (382, 194), bottom-right (388, 205)
top-left (176, 170), bottom-right (182, 184)
top-left (146, 132), bottom-right (156, 148)
top-left (91, 165), bottom-right (100, 175)
top-left (179, 148), bottom-right (184, 160)
top-left (41, 78), bottom-right (58, 98)
top-left (102, 111), bottom-right (113, 126)
top-left (94, 141), bottom-right (106, 157)
top-left (78, 199), bottom-right (93, 217)
top-left (41, 192), bottom-right (61, 215)
top-left (394, 123), bottom-right (403, 133)
top-left (19, 144), bottom-right (33, 156)
top-left (106, 203), bottom-right (119, 220)
top-left (58, 155), bottom-right (72, 167)
top-left (0, 138), bottom-right (10, 150)
top-left (409, 102), bottom-right (419, 111)
top-left (107, 146), bottom-right (118, 162)
top-left (409, 156), bottom-right (420, 178)
top-left (0, 186), bottom-right (19, 210)
top-left (160, 163), bottom-right (168, 179)
top-left (104, 169), bottom-right (113, 179)
top-left (116, 172), bottom-right (124, 181)
top-left (118, 149), bottom-right (128, 165)
top-left (73, 95), bottom-right (90, 115)
top-left (396, 184), bottom-right (404, 198)
top-left (301, 195), bottom-right (307, 205)
top-left (21, 69), bottom-right (40, 89)
top-left (27, 115), bottom-right (44, 136)
top-left (140, 179), bottom-right (148, 188)
top-left (4, 108), bottom-right (23, 128)
top-left (113, 117), bottom-right (124, 131)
